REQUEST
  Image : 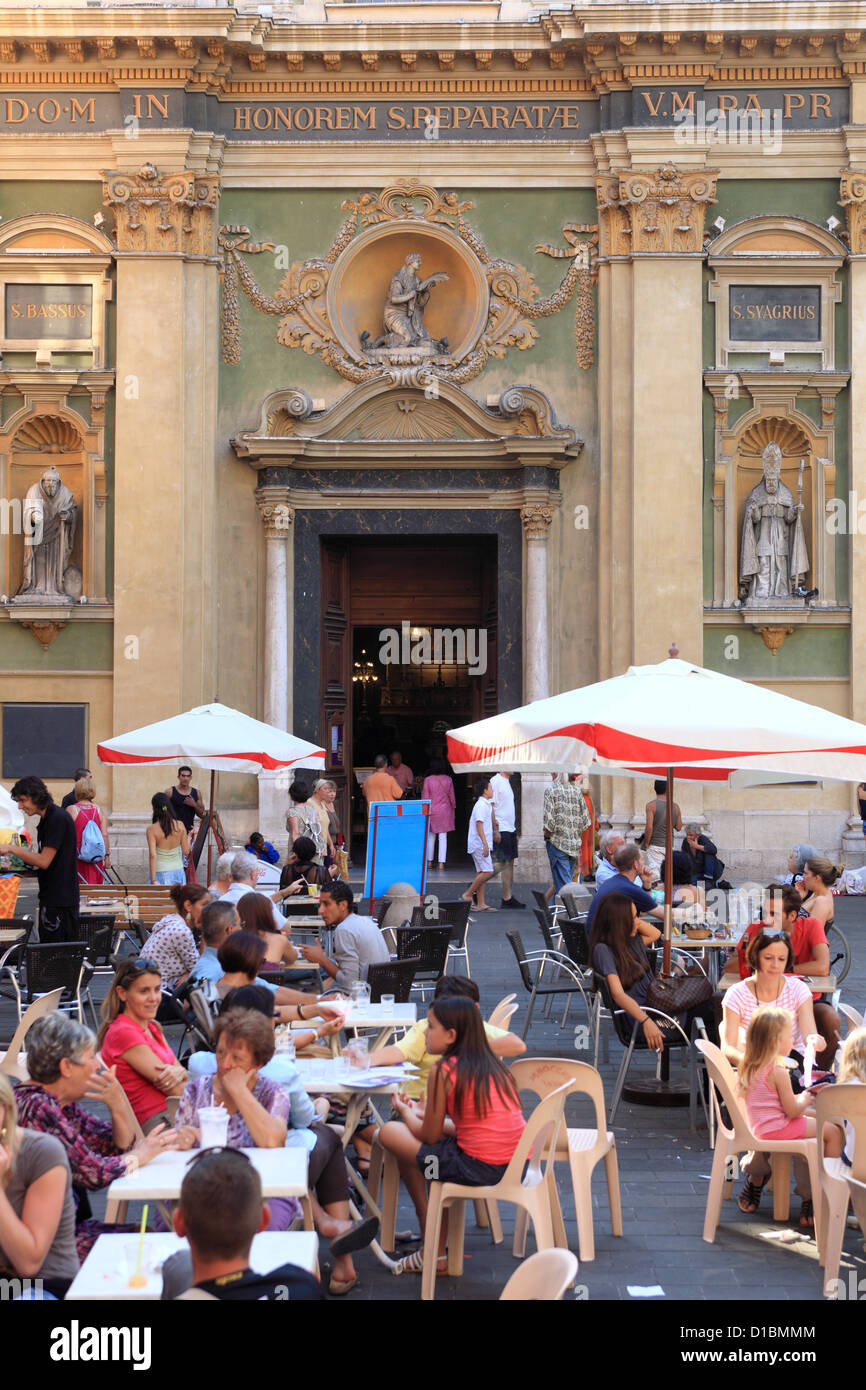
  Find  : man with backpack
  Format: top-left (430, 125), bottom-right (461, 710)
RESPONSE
top-left (6, 775), bottom-right (79, 941)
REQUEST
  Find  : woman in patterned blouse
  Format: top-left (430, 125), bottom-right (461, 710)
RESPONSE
top-left (13, 1012), bottom-right (179, 1258)
top-left (147, 883), bottom-right (211, 991)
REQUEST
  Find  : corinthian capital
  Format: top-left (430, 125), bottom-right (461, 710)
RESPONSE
top-left (102, 163), bottom-right (220, 256)
top-left (597, 163), bottom-right (718, 257)
top-left (255, 486), bottom-right (294, 538)
top-left (521, 502), bottom-right (554, 539)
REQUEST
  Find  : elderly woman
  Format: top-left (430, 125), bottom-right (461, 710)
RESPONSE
top-left (148, 883), bottom-right (211, 992)
top-left (173, 1007), bottom-right (376, 1292)
top-left (783, 843), bottom-right (819, 890)
top-left (13, 1013), bottom-right (178, 1257)
top-left (208, 849), bottom-right (235, 899)
top-left (681, 823), bottom-right (726, 889)
top-left (0, 1072), bottom-right (78, 1297)
top-left (99, 958), bottom-right (188, 1131)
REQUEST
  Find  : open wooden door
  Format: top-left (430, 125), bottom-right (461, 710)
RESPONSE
top-left (319, 540), bottom-right (351, 846)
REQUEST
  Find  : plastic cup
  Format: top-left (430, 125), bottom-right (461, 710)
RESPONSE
top-left (347, 1037), bottom-right (369, 1070)
top-left (380, 994), bottom-right (395, 1016)
top-left (198, 1105), bottom-right (229, 1149)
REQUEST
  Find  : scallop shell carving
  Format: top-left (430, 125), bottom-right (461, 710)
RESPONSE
top-left (12, 415), bottom-right (82, 452)
top-left (738, 416), bottom-right (810, 457)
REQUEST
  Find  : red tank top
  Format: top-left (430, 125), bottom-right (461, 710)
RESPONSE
top-left (441, 1055), bottom-right (525, 1166)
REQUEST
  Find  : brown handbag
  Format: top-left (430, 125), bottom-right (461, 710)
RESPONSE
top-left (646, 970), bottom-right (713, 1016)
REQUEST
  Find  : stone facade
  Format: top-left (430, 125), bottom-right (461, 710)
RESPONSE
top-left (0, 1), bottom-right (864, 879)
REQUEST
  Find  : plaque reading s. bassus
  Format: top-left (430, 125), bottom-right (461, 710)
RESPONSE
top-left (4, 283), bottom-right (93, 340)
top-left (729, 285), bottom-right (821, 342)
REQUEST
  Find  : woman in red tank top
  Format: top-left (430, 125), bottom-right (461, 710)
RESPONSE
top-left (380, 996), bottom-right (526, 1277)
top-left (66, 775), bottom-right (109, 885)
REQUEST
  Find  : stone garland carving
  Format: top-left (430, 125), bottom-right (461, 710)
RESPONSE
top-left (597, 164), bottom-right (719, 257)
top-left (839, 169), bottom-right (866, 254)
top-left (218, 180), bottom-right (597, 384)
top-left (102, 163), bottom-right (219, 257)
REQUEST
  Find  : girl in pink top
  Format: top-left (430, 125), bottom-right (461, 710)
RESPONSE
top-left (422, 760), bottom-right (456, 870)
top-left (738, 1007), bottom-right (817, 1141)
top-left (383, 995), bottom-right (525, 1277)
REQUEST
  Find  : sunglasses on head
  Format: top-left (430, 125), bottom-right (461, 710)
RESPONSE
top-left (119, 958), bottom-right (160, 980)
top-left (760, 926), bottom-right (790, 940)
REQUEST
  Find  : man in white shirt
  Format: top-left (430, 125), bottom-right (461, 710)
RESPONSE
top-left (460, 777), bottom-right (495, 911)
top-left (594, 830), bottom-right (625, 889)
top-left (490, 771), bottom-right (524, 910)
top-left (298, 880), bottom-right (390, 989)
top-left (220, 850), bottom-right (288, 933)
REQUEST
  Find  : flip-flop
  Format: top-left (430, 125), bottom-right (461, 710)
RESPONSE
top-left (473, 905), bottom-right (495, 912)
top-left (328, 1215), bottom-right (379, 1258)
top-left (328, 1275), bottom-right (359, 1296)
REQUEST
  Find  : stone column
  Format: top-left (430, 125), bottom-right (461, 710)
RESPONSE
top-left (841, 167), bottom-right (866, 866)
top-left (103, 161), bottom-right (221, 871)
top-left (255, 486), bottom-right (294, 846)
top-left (595, 163), bottom-right (717, 840)
top-left (515, 500), bottom-right (554, 882)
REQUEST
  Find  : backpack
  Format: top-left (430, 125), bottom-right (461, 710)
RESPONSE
top-left (79, 812), bottom-right (106, 863)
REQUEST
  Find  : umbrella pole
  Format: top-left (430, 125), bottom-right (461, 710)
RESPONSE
top-left (207, 770), bottom-right (215, 884)
top-left (663, 767), bottom-right (673, 975)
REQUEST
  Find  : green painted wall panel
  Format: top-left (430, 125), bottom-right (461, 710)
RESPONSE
top-left (714, 180), bottom-right (839, 227)
top-left (0, 620), bottom-right (113, 671)
top-left (703, 623), bottom-right (849, 678)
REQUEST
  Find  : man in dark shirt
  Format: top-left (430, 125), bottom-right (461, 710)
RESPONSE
top-left (585, 841), bottom-right (664, 938)
top-left (7, 775), bottom-right (79, 941)
top-left (163, 1148), bottom-right (324, 1302)
top-left (60, 767), bottom-right (90, 810)
top-left (163, 765), bottom-right (205, 835)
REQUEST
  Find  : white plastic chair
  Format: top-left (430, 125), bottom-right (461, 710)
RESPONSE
top-left (839, 1003), bottom-right (864, 1034)
top-left (696, 1040), bottom-right (822, 1245)
top-left (499, 1247), bottom-right (579, 1300)
top-left (815, 1083), bottom-right (866, 1297)
top-left (420, 1081), bottom-right (572, 1300)
top-left (0, 988), bottom-right (64, 1078)
top-left (509, 1056), bottom-right (622, 1262)
top-left (487, 995), bottom-right (518, 1030)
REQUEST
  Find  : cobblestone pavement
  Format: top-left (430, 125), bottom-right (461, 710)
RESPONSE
top-left (4, 874), bottom-right (865, 1305)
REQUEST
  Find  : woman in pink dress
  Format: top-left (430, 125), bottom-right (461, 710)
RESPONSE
top-left (67, 776), bottom-right (109, 885)
top-left (422, 758), bottom-right (456, 871)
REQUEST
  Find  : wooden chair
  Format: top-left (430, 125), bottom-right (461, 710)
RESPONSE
top-left (0, 987), bottom-right (64, 1078)
top-left (815, 1084), bottom-right (866, 1297)
top-left (696, 1040), bottom-right (822, 1245)
top-left (499, 1247), bottom-right (579, 1301)
top-left (420, 1081), bottom-right (572, 1300)
top-left (509, 1056), bottom-right (623, 1262)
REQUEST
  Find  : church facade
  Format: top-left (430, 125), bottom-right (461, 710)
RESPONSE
top-left (0, 0), bottom-right (864, 878)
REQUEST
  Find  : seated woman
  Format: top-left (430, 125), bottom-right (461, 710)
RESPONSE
top-left (589, 891), bottom-right (719, 1052)
top-left (237, 891), bottom-right (299, 967)
top-left (799, 856), bottom-right (839, 927)
top-left (272, 835), bottom-right (338, 904)
top-left (782, 843), bottom-right (819, 890)
top-left (217, 931), bottom-right (304, 1024)
top-left (0, 1073), bottom-right (79, 1298)
top-left (722, 926), bottom-right (826, 1228)
top-left (13, 1013), bottom-right (178, 1258)
top-left (99, 958), bottom-right (188, 1133)
top-left (173, 1007), bottom-right (376, 1293)
top-left (148, 883), bottom-right (211, 992)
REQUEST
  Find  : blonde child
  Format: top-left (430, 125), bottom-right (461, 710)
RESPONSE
top-left (836, 1026), bottom-right (866, 1168)
top-left (738, 1006), bottom-right (818, 1142)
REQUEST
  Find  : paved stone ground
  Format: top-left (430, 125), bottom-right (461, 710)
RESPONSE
top-left (4, 871), bottom-right (866, 1305)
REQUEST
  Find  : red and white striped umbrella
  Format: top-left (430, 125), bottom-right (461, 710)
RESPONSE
top-left (98, 702), bottom-right (325, 774)
top-left (447, 657), bottom-right (866, 784)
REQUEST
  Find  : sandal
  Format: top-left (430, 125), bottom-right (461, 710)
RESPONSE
top-left (737, 1178), bottom-right (768, 1214)
top-left (799, 1200), bottom-right (815, 1231)
top-left (392, 1249), bottom-right (448, 1276)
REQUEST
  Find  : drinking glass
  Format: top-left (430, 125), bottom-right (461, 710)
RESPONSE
top-left (350, 980), bottom-right (371, 1015)
top-left (380, 993), bottom-right (395, 1016)
top-left (347, 1036), bottom-right (369, 1070)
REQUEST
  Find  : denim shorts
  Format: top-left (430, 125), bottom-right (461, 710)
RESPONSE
top-left (155, 869), bottom-right (185, 885)
top-left (416, 1135), bottom-right (509, 1186)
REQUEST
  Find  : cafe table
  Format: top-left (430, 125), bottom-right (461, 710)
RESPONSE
top-left (65, 1230), bottom-right (320, 1301)
top-left (298, 1001), bottom-right (416, 1055)
top-left (666, 933), bottom-right (739, 987)
top-left (718, 971), bottom-right (837, 995)
top-left (103, 1146), bottom-right (310, 1228)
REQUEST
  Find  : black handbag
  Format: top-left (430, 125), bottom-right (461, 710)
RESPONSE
top-left (646, 970), bottom-right (713, 1016)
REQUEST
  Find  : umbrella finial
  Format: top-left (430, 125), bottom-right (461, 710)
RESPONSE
top-left (668, 641), bottom-right (679, 659)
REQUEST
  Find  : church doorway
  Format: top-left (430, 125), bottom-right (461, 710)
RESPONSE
top-left (319, 535), bottom-right (498, 859)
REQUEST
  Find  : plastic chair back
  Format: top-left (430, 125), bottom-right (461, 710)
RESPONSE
top-left (392, 925), bottom-right (453, 977)
top-left (816, 1083), bottom-right (866, 1186)
top-left (695, 1039), bottom-right (763, 1149)
top-left (77, 916), bottom-right (116, 965)
top-left (509, 1056), bottom-right (606, 1153)
top-left (487, 994), bottom-right (517, 1029)
top-left (366, 956), bottom-right (422, 1003)
top-left (840, 1003), bottom-right (864, 1033)
top-left (499, 1080), bottom-right (571, 1191)
top-left (499, 1248), bottom-right (579, 1301)
top-left (0, 988), bottom-right (64, 1072)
